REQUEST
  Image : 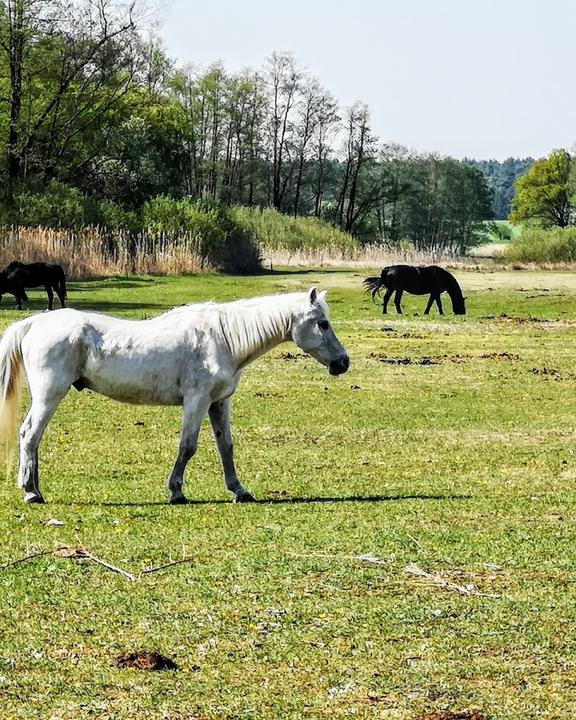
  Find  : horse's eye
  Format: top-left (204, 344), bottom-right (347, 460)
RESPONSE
top-left (318, 320), bottom-right (329, 331)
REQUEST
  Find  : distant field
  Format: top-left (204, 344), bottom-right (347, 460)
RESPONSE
top-left (1, 269), bottom-right (576, 719)
top-left (470, 221), bottom-right (523, 258)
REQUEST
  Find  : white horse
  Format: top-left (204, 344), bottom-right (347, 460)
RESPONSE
top-left (0, 288), bottom-right (349, 505)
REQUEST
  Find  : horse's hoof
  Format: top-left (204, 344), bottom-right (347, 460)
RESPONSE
top-left (169, 495), bottom-right (189, 505)
top-left (24, 492), bottom-right (45, 504)
top-left (234, 492), bottom-right (256, 504)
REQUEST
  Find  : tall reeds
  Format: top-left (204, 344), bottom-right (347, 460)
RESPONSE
top-left (0, 227), bottom-right (210, 278)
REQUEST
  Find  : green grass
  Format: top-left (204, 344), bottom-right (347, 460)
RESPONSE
top-left (1, 269), bottom-right (576, 719)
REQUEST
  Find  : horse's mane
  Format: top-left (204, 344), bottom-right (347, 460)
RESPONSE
top-left (161, 291), bottom-right (328, 364)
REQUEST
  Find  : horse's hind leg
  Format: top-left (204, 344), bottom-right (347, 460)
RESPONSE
top-left (44, 285), bottom-right (54, 310)
top-left (209, 398), bottom-right (254, 503)
top-left (166, 394), bottom-right (211, 505)
top-left (18, 391), bottom-right (67, 503)
top-left (424, 295), bottom-right (435, 315)
top-left (382, 289), bottom-right (393, 314)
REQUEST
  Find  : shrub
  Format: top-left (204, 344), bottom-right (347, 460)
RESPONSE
top-left (231, 206), bottom-right (359, 255)
top-left (142, 196), bottom-right (261, 273)
top-left (505, 225), bottom-right (576, 263)
top-left (96, 200), bottom-right (141, 233)
top-left (15, 181), bottom-right (87, 228)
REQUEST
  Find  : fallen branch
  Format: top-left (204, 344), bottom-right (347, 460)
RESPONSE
top-left (287, 551), bottom-right (393, 564)
top-left (80, 549), bottom-right (136, 582)
top-left (55, 546), bottom-right (136, 581)
top-left (405, 562), bottom-right (500, 599)
top-left (355, 553), bottom-right (390, 566)
top-left (141, 557), bottom-right (195, 575)
top-left (0, 549), bottom-right (52, 570)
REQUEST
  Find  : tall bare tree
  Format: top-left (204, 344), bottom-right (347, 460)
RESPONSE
top-left (265, 51), bottom-right (300, 211)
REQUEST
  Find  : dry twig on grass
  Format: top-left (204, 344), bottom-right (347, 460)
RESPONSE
top-left (75, 548), bottom-right (137, 582)
top-left (140, 557), bottom-right (195, 575)
top-left (405, 562), bottom-right (500, 599)
top-left (0, 549), bottom-right (53, 570)
top-left (1, 546), bottom-right (198, 581)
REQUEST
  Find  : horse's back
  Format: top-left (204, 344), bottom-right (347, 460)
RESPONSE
top-left (382, 265), bottom-right (423, 292)
top-left (5, 261), bottom-right (65, 287)
top-left (383, 264), bottom-right (453, 292)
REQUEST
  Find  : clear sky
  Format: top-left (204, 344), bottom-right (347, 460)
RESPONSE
top-left (158, 0), bottom-right (575, 161)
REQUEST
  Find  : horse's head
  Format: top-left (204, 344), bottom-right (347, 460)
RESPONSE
top-left (291, 288), bottom-right (350, 375)
top-left (453, 295), bottom-right (466, 315)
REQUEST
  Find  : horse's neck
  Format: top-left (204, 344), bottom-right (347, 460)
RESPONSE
top-left (445, 275), bottom-right (462, 299)
top-left (221, 302), bottom-right (293, 370)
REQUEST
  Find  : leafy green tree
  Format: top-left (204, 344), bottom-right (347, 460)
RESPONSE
top-left (510, 150), bottom-right (573, 227)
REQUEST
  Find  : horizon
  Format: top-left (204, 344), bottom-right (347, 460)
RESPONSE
top-left (158, 0), bottom-right (575, 162)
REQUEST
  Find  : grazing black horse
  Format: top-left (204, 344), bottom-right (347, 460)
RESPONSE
top-left (363, 265), bottom-right (466, 315)
top-left (0, 261), bottom-right (67, 310)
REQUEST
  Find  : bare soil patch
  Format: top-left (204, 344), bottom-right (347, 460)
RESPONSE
top-left (116, 651), bottom-right (178, 671)
top-left (277, 352), bottom-right (308, 361)
top-left (411, 712), bottom-right (485, 720)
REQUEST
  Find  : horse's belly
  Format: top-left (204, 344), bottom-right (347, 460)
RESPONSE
top-left (83, 362), bottom-right (183, 406)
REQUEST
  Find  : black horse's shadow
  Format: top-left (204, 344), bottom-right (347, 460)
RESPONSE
top-left (63, 493), bottom-right (471, 508)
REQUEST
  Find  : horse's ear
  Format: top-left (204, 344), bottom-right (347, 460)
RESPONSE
top-left (318, 290), bottom-right (327, 302)
top-left (308, 287), bottom-right (317, 304)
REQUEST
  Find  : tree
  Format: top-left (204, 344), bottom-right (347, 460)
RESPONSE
top-left (335, 103), bottom-right (379, 234)
top-left (311, 91), bottom-right (339, 217)
top-left (0, 0), bottom-right (138, 198)
top-left (510, 149), bottom-right (573, 227)
top-left (265, 52), bottom-right (300, 211)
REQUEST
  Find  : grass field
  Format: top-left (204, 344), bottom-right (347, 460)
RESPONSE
top-left (1, 269), bottom-right (576, 719)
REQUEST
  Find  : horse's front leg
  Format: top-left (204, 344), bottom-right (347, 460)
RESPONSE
top-left (436, 294), bottom-right (444, 315)
top-left (167, 394), bottom-right (210, 505)
top-left (44, 285), bottom-right (54, 311)
top-left (394, 289), bottom-right (404, 314)
top-left (424, 294), bottom-right (435, 315)
top-left (209, 398), bottom-right (255, 503)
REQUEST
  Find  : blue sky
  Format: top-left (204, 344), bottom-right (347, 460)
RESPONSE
top-left (158, 0), bottom-right (575, 160)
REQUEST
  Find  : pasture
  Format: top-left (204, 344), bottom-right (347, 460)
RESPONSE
top-left (1, 269), bottom-right (575, 719)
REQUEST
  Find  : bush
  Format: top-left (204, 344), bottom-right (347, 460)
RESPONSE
top-left (505, 225), bottom-right (576, 263)
top-left (142, 196), bottom-right (261, 273)
top-left (231, 206), bottom-right (359, 255)
top-left (96, 200), bottom-right (141, 233)
top-left (15, 181), bottom-right (87, 227)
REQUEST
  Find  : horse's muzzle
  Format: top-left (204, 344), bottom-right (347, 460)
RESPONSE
top-left (329, 354), bottom-right (350, 376)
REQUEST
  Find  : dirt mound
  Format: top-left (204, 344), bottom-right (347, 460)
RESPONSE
top-left (369, 353), bottom-right (438, 366)
top-left (277, 352), bottom-right (307, 361)
top-left (116, 651), bottom-right (178, 671)
top-left (480, 352), bottom-right (519, 360)
top-left (411, 712), bottom-right (485, 720)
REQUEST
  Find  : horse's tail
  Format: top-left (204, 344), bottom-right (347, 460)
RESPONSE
top-left (363, 271), bottom-right (387, 303)
top-left (0, 318), bottom-right (33, 467)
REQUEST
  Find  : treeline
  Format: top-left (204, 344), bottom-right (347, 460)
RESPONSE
top-left (0, 0), bottom-right (492, 257)
top-left (463, 158), bottom-right (534, 219)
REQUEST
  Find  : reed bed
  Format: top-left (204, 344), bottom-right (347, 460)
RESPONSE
top-left (261, 244), bottom-right (497, 270)
top-left (5, 225), bottom-right (567, 278)
top-left (0, 227), bottom-right (207, 278)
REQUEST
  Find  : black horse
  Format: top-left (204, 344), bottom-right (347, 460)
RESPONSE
top-left (363, 265), bottom-right (466, 315)
top-left (0, 261), bottom-right (67, 310)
